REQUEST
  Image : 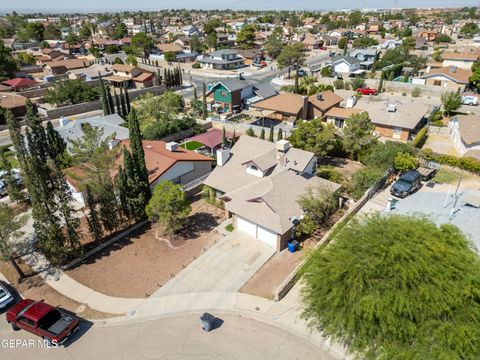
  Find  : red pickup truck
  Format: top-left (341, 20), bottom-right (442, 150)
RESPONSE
top-left (6, 299), bottom-right (80, 346)
top-left (356, 87), bottom-right (378, 95)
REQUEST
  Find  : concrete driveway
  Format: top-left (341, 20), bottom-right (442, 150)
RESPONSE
top-left (151, 231), bottom-right (275, 297)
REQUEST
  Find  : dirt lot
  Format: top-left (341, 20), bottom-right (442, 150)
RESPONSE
top-left (239, 249), bottom-right (303, 299)
top-left (322, 157), bottom-right (364, 180)
top-left (0, 261), bottom-right (116, 319)
top-left (66, 199), bottom-right (225, 298)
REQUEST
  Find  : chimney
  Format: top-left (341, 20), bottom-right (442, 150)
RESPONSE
top-left (166, 142), bottom-right (179, 152)
top-left (216, 148), bottom-right (230, 166)
top-left (301, 95), bottom-right (309, 120)
top-left (276, 139), bottom-right (291, 153)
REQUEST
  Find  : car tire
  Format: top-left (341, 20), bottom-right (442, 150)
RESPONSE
top-left (11, 322), bottom-right (19, 331)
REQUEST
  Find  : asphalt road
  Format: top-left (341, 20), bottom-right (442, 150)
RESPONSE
top-left (0, 313), bottom-right (337, 360)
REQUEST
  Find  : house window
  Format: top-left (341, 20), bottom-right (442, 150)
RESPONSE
top-left (334, 118), bottom-right (345, 129)
top-left (250, 165), bottom-right (258, 171)
top-left (220, 90), bottom-right (228, 97)
top-left (433, 80), bottom-right (441, 86)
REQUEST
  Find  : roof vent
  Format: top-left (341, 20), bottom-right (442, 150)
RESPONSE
top-left (450, 65), bottom-right (457, 73)
top-left (166, 142), bottom-right (179, 152)
top-left (387, 103), bottom-right (397, 112)
top-left (316, 93), bottom-right (323, 101)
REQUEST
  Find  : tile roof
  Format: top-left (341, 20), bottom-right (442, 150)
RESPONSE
top-left (1, 77), bottom-right (38, 89)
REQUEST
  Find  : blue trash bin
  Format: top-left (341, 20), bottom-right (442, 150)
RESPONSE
top-left (288, 240), bottom-right (299, 253)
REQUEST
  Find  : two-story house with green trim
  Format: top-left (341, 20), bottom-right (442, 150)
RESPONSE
top-left (206, 79), bottom-right (277, 114)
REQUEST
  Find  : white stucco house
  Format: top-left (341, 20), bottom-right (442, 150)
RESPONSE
top-left (449, 115), bottom-right (480, 159)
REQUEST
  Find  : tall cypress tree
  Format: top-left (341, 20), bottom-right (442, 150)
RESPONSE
top-left (46, 121), bottom-right (67, 166)
top-left (114, 90), bottom-right (122, 116)
top-left (97, 176), bottom-right (120, 233)
top-left (156, 69), bottom-right (162, 85)
top-left (115, 165), bottom-right (130, 219)
top-left (122, 147), bottom-right (146, 220)
top-left (202, 82), bottom-right (207, 120)
top-left (0, 152), bottom-right (22, 202)
top-left (5, 110), bottom-right (26, 166)
top-left (123, 83), bottom-right (131, 113)
top-left (163, 68), bottom-right (167, 87)
top-left (128, 108), bottom-right (150, 200)
top-left (193, 85), bottom-right (198, 101)
top-left (277, 128), bottom-right (283, 141)
top-left (222, 126), bottom-right (227, 148)
top-left (260, 128), bottom-right (265, 140)
top-left (119, 86), bottom-right (127, 118)
top-left (85, 185), bottom-right (103, 241)
top-left (178, 66), bottom-right (183, 86)
top-left (268, 125), bottom-right (274, 142)
top-left (98, 72), bottom-right (109, 116)
top-left (25, 100), bottom-right (48, 164)
top-left (106, 86), bottom-right (115, 115)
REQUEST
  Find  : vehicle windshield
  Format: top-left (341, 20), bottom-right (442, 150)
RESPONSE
top-left (0, 288), bottom-right (6, 297)
top-left (395, 179), bottom-right (412, 188)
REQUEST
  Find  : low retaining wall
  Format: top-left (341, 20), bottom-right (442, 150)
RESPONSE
top-left (62, 220), bottom-right (149, 271)
top-left (38, 84), bottom-right (168, 119)
top-left (273, 169), bottom-right (393, 302)
top-left (209, 119), bottom-right (293, 138)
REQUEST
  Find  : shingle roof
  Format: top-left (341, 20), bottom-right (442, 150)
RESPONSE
top-left (252, 93), bottom-right (304, 115)
top-left (454, 115), bottom-right (480, 145)
top-left (442, 52), bottom-right (479, 61)
top-left (421, 66), bottom-right (472, 84)
top-left (308, 90), bottom-right (343, 112)
top-left (325, 107), bottom-right (365, 119)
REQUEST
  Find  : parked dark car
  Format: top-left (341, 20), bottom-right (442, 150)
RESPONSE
top-left (390, 170), bottom-right (422, 198)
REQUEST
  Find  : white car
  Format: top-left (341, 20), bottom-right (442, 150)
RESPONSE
top-left (461, 95), bottom-right (478, 106)
top-left (0, 282), bottom-right (14, 309)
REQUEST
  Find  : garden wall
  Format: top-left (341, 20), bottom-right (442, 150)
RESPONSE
top-left (37, 84), bottom-right (168, 119)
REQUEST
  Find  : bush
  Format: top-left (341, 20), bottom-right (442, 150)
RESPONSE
top-left (317, 166), bottom-right (344, 183)
top-left (320, 66), bottom-right (332, 77)
top-left (344, 81), bottom-right (351, 90)
top-left (412, 126), bottom-right (428, 148)
top-left (411, 87), bottom-right (422, 97)
top-left (350, 167), bottom-right (385, 200)
top-left (333, 79), bottom-right (344, 89)
top-left (350, 77), bottom-right (365, 90)
top-left (421, 149), bottom-right (480, 175)
top-left (394, 152), bottom-right (418, 172)
top-left (192, 62), bottom-right (201, 69)
top-left (225, 223), bottom-right (234, 232)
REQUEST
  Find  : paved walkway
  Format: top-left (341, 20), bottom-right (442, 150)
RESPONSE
top-left (151, 232), bottom-right (275, 297)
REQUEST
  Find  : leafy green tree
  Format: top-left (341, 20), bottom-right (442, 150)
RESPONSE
top-left (17, 51), bottom-right (36, 65)
top-left (65, 32), bottom-right (80, 54)
top-left (337, 37), bottom-right (347, 50)
top-left (401, 36), bottom-right (416, 55)
top-left (131, 32), bottom-right (154, 57)
top-left (264, 27), bottom-right (284, 59)
top-left (352, 36), bottom-right (378, 48)
top-left (112, 22), bottom-right (128, 39)
top-left (43, 24), bottom-right (61, 40)
top-left (320, 66), bottom-right (332, 78)
top-left (125, 54), bottom-right (138, 66)
top-left (394, 151), bottom-right (418, 172)
top-left (236, 24), bottom-right (256, 49)
top-left (296, 185), bottom-right (338, 235)
top-left (146, 180), bottom-right (191, 233)
top-left (0, 202), bottom-right (29, 278)
top-left (362, 141), bottom-right (414, 171)
top-left (97, 177), bottom-right (120, 233)
top-left (342, 111), bottom-right (375, 160)
top-left (441, 90), bottom-right (462, 116)
top-left (289, 119), bottom-right (341, 158)
top-left (435, 34), bottom-right (453, 43)
top-left (460, 22), bottom-right (479, 37)
top-left (300, 213), bottom-right (480, 360)
top-left (164, 51), bottom-right (176, 63)
top-left (277, 43), bottom-right (306, 93)
top-left (206, 32), bottom-right (218, 51)
top-left (25, 22), bottom-right (45, 42)
top-left (189, 35), bottom-right (206, 54)
top-left (0, 42), bottom-right (19, 81)
top-left (44, 79), bottom-right (98, 106)
top-left (79, 25), bottom-right (92, 40)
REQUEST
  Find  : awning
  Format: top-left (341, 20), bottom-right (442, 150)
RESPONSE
top-left (351, 69), bottom-right (366, 74)
top-left (242, 108), bottom-right (276, 118)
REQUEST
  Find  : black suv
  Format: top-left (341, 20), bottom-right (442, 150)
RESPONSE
top-left (390, 170), bottom-right (422, 198)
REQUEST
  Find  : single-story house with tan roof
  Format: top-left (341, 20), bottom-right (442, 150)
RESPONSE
top-left (442, 52), bottom-right (479, 70)
top-left (65, 140), bottom-right (214, 207)
top-left (0, 93), bottom-right (28, 120)
top-left (354, 95), bottom-right (431, 141)
top-left (420, 66), bottom-right (472, 92)
top-left (156, 43), bottom-right (184, 55)
top-left (204, 136), bottom-right (340, 251)
top-left (105, 64), bottom-right (154, 89)
top-left (42, 58), bottom-right (88, 75)
top-left (449, 115), bottom-right (480, 159)
top-left (324, 107), bottom-right (365, 129)
top-left (250, 90), bottom-right (343, 124)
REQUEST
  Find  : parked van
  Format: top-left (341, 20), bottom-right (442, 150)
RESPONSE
top-left (461, 95), bottom-right (478, 106)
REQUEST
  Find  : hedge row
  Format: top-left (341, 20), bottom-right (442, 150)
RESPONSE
top-left (412, 126), bottom-right (428, 148)
top-left (422, 149), bottom-right (480, 175)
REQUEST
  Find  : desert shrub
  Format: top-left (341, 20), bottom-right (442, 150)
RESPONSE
top-left (412, 126), bottom-right (428, 148)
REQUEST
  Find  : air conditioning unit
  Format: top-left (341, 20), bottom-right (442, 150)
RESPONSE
top-left (166, 142), bottom-right (179, 152)
top-left (387, 103), bottom-right (397, 112)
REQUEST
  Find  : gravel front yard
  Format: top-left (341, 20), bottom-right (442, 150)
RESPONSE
top-left (66, 199), bottom-right (225, 298)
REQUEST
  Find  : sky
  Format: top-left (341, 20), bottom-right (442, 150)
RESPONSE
top-left (0, 0), bottom-right (478, 13)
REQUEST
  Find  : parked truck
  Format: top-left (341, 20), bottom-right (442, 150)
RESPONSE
top-left (6, 299), bottom-right (80, 346)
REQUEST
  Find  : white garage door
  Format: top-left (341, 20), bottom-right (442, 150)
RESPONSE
top-left (237, 216), bottom-right (257, 238)
top-left (237, 216), bottom-right (277, 249)
top-left (257, 225), bottom-right (277, 249)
